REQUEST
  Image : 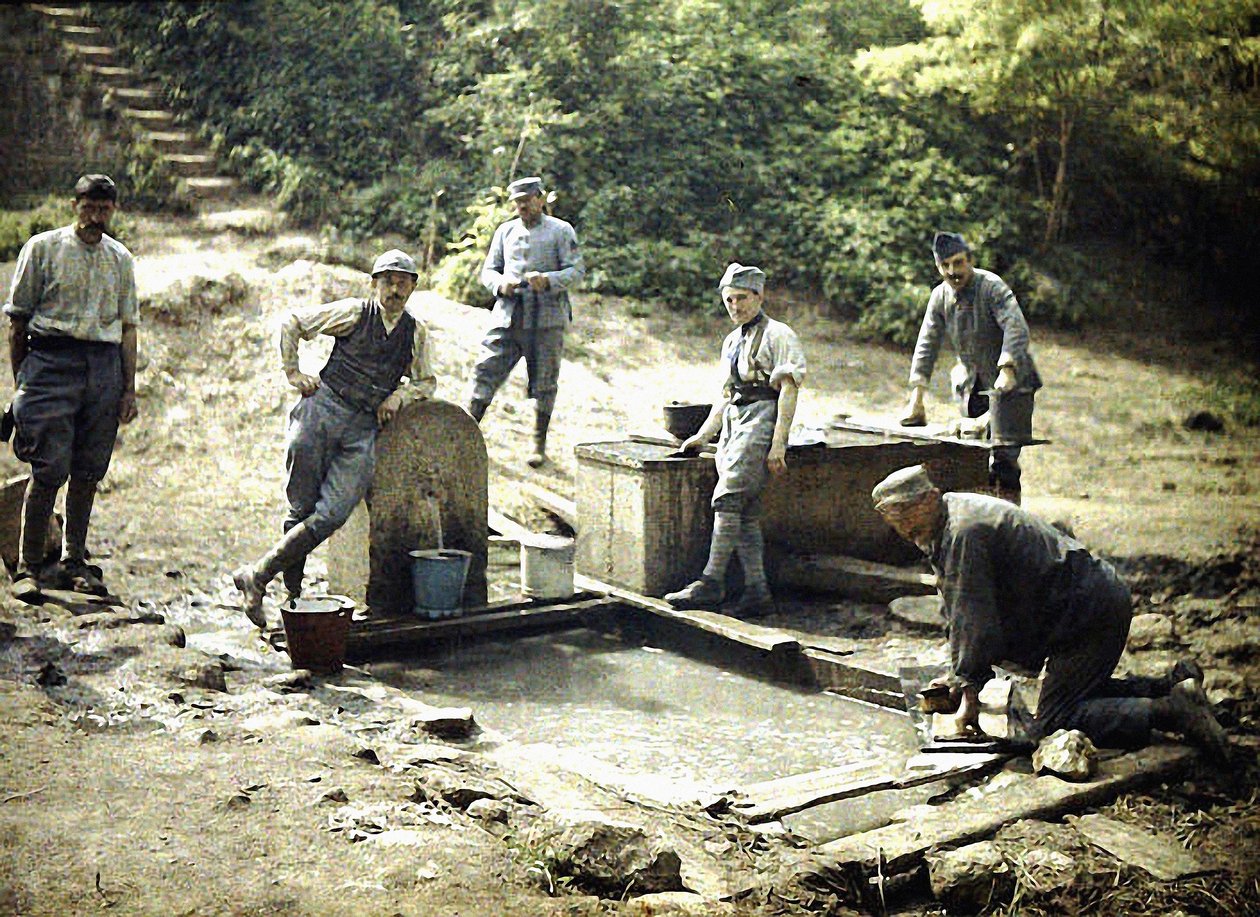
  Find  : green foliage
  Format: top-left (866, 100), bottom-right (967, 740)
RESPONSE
top-left (430, 192), bottom-right (505, 308)
top-left (123, 142), bottom-right (194, 215)
top-left (0, 197), bottom-right (136, 261)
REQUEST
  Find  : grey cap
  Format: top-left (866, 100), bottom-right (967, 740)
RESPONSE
top-left (718, 262), bottom-right (766, 294)
top-left (371, 249), bottom-right (418, 277)
top-left (871, 464), bottom-right (938, 510)
top-left (74, 174), bottom-right (117, 201)
top-left (508, 176), bottom-right (544, 200)
top-left (932, 231), bottom-right (969, 261)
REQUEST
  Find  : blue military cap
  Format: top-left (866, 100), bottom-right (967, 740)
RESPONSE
top-left (871, 464), bottom-right (939, 510)
top-left (932, 231), bottom-right (969, 261)
top-left (371, 249), bottom-right (418, 277)
top-left (718, 262), bottom-right (766, 294)
top-left (508, 177), bottom-right (545, 200)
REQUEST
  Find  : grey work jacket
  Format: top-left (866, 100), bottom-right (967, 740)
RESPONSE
top-left (480, 213), bottom-right (584, 330)
top-left (908, 268), bottom-right (1041, 401)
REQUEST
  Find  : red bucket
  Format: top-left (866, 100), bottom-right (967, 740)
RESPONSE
top-left (280, 596), bottom-right (354, 674)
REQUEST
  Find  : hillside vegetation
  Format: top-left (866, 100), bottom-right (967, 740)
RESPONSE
top-left (86, 0), bottom-right (1259, 342)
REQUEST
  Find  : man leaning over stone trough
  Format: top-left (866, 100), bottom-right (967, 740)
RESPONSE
top-left (232, 250), bottom-right (435, 628)
top-left (468, 176), bottom-right (584, 468)
top-left (4, 174), bottom-right (138, 599)
top-left (871, 464), bottom-right (1230, 760)
top-left (899, 231), bottom-right (1040, 503)
top-left (663, 263), bottom-right (805, 617)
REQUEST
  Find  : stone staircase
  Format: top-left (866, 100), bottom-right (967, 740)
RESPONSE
top-left (29, 3), bottom-right (241, 206)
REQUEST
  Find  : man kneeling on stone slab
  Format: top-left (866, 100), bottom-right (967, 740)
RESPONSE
top-left (871, 464), bottom-right (1230, 760)
top-left (232, 250), bottom-right (435, 628)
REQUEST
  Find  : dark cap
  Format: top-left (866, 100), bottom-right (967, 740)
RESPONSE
top-left (74, 174), bottom-right (117, 201)
top-left (931, 231), bottom-right (969, 261)
top-left (371, 249), bottom-right (418, 277)
top-left (507, 177), bottom-right (544, 200)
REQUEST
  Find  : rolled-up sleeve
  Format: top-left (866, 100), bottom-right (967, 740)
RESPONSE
top-left (766, 324), bottom-right (806, 389)
top-left (4, 237), bottom-right (42, 320)
top-left (545, 223), bottom-right (584, 291)
top-left (395, 318), bottom-right (437, 406)
top-left (118, 255), bottom-right (139, 326)
top-left (279, 298), bottom-right (363, 373)
top-left (908, 288), bottom-right (946, 388)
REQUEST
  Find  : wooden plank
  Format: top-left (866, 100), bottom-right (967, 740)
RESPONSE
top-left (803, 745), bottom-right (1196, 883)
top-left (517, 481), bottom-right (576, 529)
top-left (345, 595), bottom-right (618, 656)
top-left (800, 646), bottom-right (904, 708)
top-left (716, 753), bottom-right (1006, 823)
top-left (487, 507), bottom-right (536, 543)
top-left (574, 572), bottom-right (802, 657)
top-left (1067, 813), bottom-right (1217, 881)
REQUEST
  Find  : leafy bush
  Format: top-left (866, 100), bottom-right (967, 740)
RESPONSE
top-left (0, 197), bottom-right (136, 261)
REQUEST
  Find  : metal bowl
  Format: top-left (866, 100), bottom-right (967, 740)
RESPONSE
top-left (662, 402), bottom-right (712, 440)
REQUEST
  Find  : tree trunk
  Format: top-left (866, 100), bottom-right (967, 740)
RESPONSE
top-left (1042, 110), bottom-right (1074, 247)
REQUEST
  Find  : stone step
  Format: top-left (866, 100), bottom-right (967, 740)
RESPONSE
top-left (141, 130), bottom-right (198, 152)
top-left (85, 63), bottom-right (138, 85)
top-left (184, 176), bottom-right (240, 200)
top-left (107, 86), bottom-right (161, 103)
top-left (162, 153), bottom-right (218, 177)
top-left (30, 5), bottom-right (89, 22)
top-left (64, 43), bottom-right (118, 63)
top-left (121, 107), bottom-right (175, 125)
top-left (54, 24), bottom-right (102, 38)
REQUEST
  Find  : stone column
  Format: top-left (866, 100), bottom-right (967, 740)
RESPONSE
top-left (326, 399), bottom-right (488, 616)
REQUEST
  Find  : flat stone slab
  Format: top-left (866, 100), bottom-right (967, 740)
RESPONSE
top-left (793, 744), bottom-right (1197, 884)
top-left (1067, 813), bottom-right (1218, 881)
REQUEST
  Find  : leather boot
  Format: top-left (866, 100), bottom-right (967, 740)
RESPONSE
top-left (233, 523), bottom-right (319, 629)
top-left (1156, 679), bottom-right (1229, 761)
top-left (468, 398), bottom-right (489, 422)
top-left (282, 558), bottom-right (306, 601)
top-left (994, 486), bottom-right (1022, 505)
top-left (728, 582), bottom-right (774, 618)
top-left (527, 410), bottom-right (551, 468)
top-left (663, 577), bottom-right (725, 609)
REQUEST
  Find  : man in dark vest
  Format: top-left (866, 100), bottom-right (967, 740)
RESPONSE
top-left (233, 250), bottom-right (436, 627)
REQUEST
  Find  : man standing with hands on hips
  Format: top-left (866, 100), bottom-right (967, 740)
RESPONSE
top-left (4, 173), bottom-right (138, 599)
top-left (664, 263), bottom-right (805, 617)
top-left (900, 231), bottom-right (1040, 503)
top-left (468, 176), bottom-right (584, 468)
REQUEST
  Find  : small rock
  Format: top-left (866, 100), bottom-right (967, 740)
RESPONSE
top-left (259, 669), bottom-right (314, 693)
top-left (195, 729), bottom-right (219, 745)
top-left (927, 840), bottom-right (1014, 912)
top-left (547, 817), bottom-right (685, 896)
top-left (1127, 613), bottom-right (1177, 650)
top-left (315, 787), bottom-right (349, 805)
top-left (408, 707), bottom-right (477, 741)
top-left (1162, 481), bottom-right (1177, 492)
top-left (162, 624), bottom-right (187, 648)
top-left (351, 746), bottom-right (381, 765)
top-left (170, 660), bottom-right (227, 693)
top-left (1182, 410), bottom-right (1224, 432)
top-left (35, 661), bottom-right (67, 686)
top-left (888, 595), bottom-right (945, 632)
top-left (622, 891), bottom-right (735, 916)
top-left (1032, 729), bottom-right (1096, 781)
top-left (466, 798), bottom-right (509, 824)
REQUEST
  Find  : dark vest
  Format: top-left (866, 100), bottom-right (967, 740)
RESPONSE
top-left (320, 301), bottom-right (415, 413)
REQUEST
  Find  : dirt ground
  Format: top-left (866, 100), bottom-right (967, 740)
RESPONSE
top-left (0, 208), bottom-right (1257, 916)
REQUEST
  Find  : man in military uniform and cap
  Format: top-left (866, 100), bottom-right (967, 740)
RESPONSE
top-left (4, 174), bottom-right (138, 599)
top-left (899, 232), bottom-right (1040, 503)
top-left (871, 464), bottom-right (1229, 760)
top-left (664, 263), bottom-right (806, 617)
top-left (469, 176), bottom-right (585, 467)
top-left (233, 249), bottom-right (436, 627)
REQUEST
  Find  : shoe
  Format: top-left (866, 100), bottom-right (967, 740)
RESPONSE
top-left (232, 564), bottom-right (268, 629)
top-left (10, 566), bottom-right (41, 601)
top-left (1168, 678), bottom-right (1229, 761)
top-left (663, 578), bottom-right (724, 609)
top-left (728, 583), bottom-right (774, 618)
top-left (1167, 657), bottom-right (1205, 688)
top-left (63, 560), bottom-right (108, 597)
top-left (899, 405), bottom-right (927, 427)
top-left (526, 448), bottom-right (547, 468)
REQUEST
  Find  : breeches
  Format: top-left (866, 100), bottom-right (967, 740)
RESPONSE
top-left (472, 318), bottom-right (566, 413)
top-left (12, 343), bottom-right (123, 487)
top-left (284, 387), bottom-right (377, 543)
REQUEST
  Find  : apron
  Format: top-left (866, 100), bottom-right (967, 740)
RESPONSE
top-left (713, 318), bottom-right (778, 504)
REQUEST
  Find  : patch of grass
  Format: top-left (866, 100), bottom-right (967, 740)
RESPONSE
top-left (1186, 376), bottom-right (1260, 428)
